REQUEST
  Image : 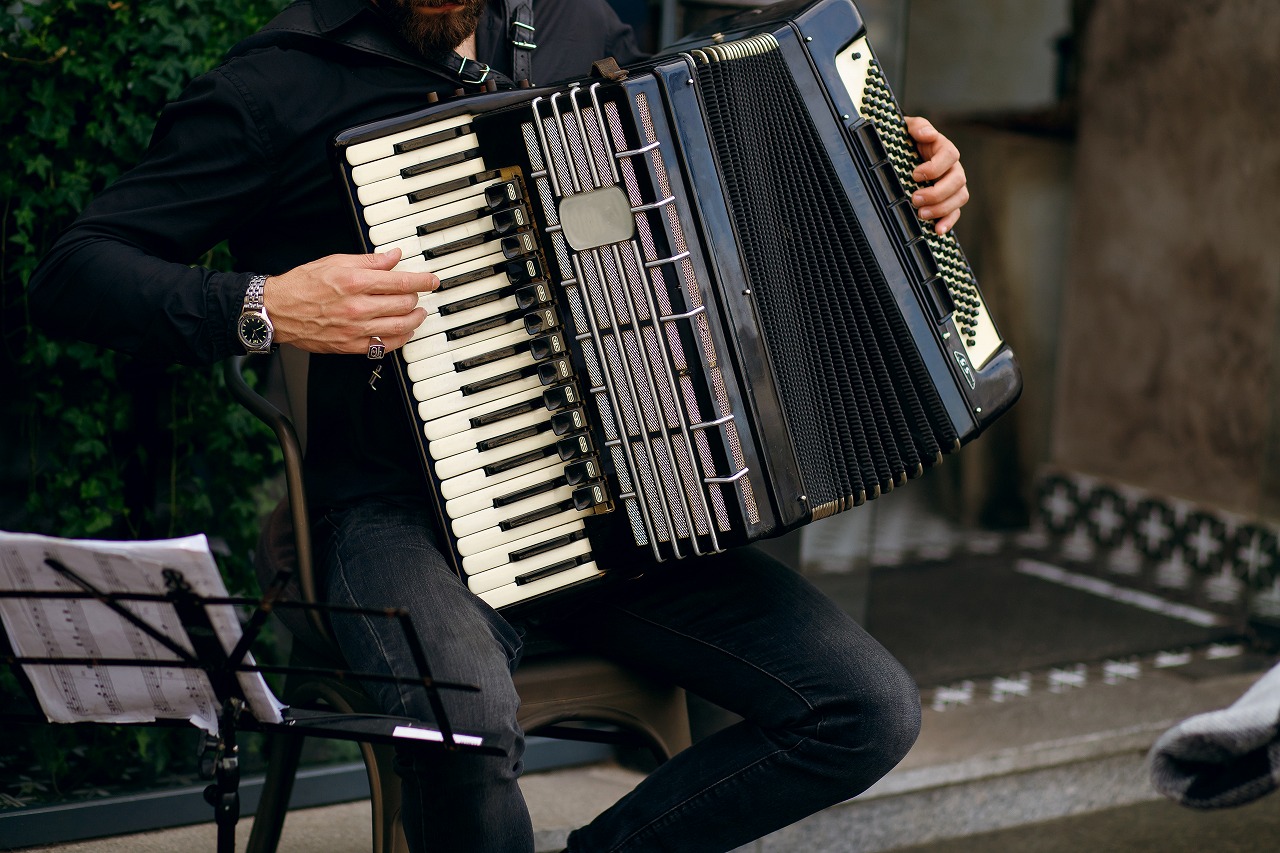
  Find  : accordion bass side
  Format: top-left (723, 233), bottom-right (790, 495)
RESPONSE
top-left (332, 0), bottom-right (1022, 611)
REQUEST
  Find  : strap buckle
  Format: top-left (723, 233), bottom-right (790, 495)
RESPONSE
top-left (457, 57), bottom-right (491, 85)
top-left (510, 20), bottom-right (537, 50)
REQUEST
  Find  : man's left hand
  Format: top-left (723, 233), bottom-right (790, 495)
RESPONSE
top-left (905, 116), bottom-right (969, 235)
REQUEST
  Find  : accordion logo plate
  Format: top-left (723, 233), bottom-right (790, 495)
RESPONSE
top-left (558, 185), bottom-right (636, 251)
top-left (952, 350), bottom-right (977, 390)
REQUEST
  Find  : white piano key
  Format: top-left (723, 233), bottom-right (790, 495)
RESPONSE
top-left (404, 327), bottom-right (528, 381)
top-left (413, 294), bottom-right (519, 340)
top-left (439, 447), bottom-right (560, 502)
top-left (350, 133), bottom-right (479, 186)
top-left (424, 385), bottom-right (545, 441)
top-left (429, 407), bottom-right (551, 462)
top-left (357, 159), bottom-right (489, 208)
top-left (410, 273), bottom-right (511, 320)
top-left (433, 425), bottom-right (554, 481)
top-left (451, 483), bottom-right (576, 539)
top-left (476, 564), bottom-right (603, 610)
top-left (461, 520), bottom-right (586, 576)
top-left (415, 353), bottom-right (541, 410)
top-left (405, 305), bottom-right (522, 351)
top-left (345, 112), bottom-right (472, 166)
top-left (466, 537), bottom-right (593, 594)
top-left (367, 184), bottom-right (495, 244)
top-left (375, 214), bottom-right (505, 260)
top-left (401, 308), bottom-right (522, 356)
top-left (364, 177), bottom-right (501, 228)
top-left (445, 458), bottom-right (566, 519)
top-left (455, 502), bottom-right (585, 558)
top-left (413, 367), bottom-right (543, 420)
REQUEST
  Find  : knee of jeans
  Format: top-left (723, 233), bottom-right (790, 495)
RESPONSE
top-left (814, 657), bottom-right (922, 773)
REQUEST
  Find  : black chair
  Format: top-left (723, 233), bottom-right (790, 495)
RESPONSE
top-left (224, 350), bottom-right (691, 853)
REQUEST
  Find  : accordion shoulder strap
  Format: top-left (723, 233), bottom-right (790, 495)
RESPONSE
top-left (222, 0), bottom-right (529, 90)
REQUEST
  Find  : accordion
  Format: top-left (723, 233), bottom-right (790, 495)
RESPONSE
top-left (332, 0), bottom-right (1022, 611)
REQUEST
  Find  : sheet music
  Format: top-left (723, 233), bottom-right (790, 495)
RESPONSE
top-left (0, 531), bottom-right (284, 734)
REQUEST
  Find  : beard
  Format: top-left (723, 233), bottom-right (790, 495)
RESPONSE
top-left (378, 0), bottom-right (486, 56)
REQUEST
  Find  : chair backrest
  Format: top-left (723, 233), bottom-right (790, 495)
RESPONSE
top-left (223, 349), bottom-right (331, 650)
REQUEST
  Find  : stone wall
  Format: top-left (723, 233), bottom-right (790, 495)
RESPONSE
top-left (1051, 0), bottom-right (1280, 521)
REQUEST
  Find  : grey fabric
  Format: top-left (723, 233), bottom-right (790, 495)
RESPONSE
top-left (1150, 661), bottom-right (1280, 808)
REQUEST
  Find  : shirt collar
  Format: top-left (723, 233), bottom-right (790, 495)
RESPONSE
top-left (309, 0), bottom-right (377, 34)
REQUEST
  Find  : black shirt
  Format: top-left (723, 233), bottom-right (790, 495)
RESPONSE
top-left (28, 0), bottom-right (644, 514)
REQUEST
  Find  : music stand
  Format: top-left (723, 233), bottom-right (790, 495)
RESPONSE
top-left (0, 531), bottom-right (501, 853)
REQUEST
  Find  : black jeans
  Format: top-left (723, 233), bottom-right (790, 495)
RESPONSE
top-left (316, 498), bottom-right (920, 852)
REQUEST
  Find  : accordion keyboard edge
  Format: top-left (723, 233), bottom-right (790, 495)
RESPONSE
top-left (332, 0), bottom-right (1022, 612)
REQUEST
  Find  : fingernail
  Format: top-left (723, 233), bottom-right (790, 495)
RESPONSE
top-left (913, 193), bottom-right (924, 205)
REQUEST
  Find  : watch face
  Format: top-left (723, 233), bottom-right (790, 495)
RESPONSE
top-left (238, 314), bottom-right (271, 349)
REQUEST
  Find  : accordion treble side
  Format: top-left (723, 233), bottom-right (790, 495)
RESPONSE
top-left (331, 0), bottom-right (1022, 611)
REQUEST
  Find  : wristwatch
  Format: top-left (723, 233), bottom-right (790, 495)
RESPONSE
top-left (236, 274), bottom-right (274, 354)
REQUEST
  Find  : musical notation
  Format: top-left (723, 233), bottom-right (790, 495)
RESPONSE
top-left (0, 531), bottom-right (282, 734)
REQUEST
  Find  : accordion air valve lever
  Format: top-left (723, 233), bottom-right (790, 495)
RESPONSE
top-left (332, 0), bottom-right (1022, 612)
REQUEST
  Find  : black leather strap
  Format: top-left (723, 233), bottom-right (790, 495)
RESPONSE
top-left (505, 1), bottom-right (536, 85)
top-left (225, 0), bottom-right (510, 90)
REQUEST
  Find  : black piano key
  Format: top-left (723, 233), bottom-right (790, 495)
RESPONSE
top-left (498, 498), bottom-right (576, 532)
top-left (528, 332), bottom-right (565, 362)
top-left (407, 169), bottom-right (500, 204)
top-left (550, 407), bottom-right (587, 436)
top-left (508, 528), bottom-right (588, 562)
top-left (393, 124), bottom-right (472, 155)
top-left (439, 288), bottom-right (507, 317)
top-left (475, 420), bottom-right (553, 453)
top-left (469, 396), bottom-right (544, 428)
top-left (491, 205), bottom-right (530, 235)
top-left (460, 363), bottom-right (540, 396)
top-left (439, 257), bottom-right (544, 292)
top-left (400, 147), bottom-right (482, 179)
top-left (424, 231), bottom-right (490, 259)
top-left (444, 307), bottom-right (523, 341)
top-left (542, 382), bottom-right (580, 411)
top-left (482, 445), bottom-right (558, 477)
top-left (419, 208), bottom-right (484, 236)
top-left (505, 257), bottom-right (543, 286)
top-left (515, 555), bottom-right (592, 586)
top-left (556, 432), bottom-right (593, 461)
top-left (524, 306), bottom-right (559, 335)
top-left (563, 457), bottom-right (600, 486)
top-left (484, 180), bottom-right (524, 210)
top-left (501, 232), bottom-right (537, 260)
top-left (515, 282), bottom-right (553, 311)
top-left (537, 357), bottom-right (573, 386)
top-left (572, 482), bottom-right (610, 513)
top-left (454, 341), bottom-right (530, 372)
top-left (491, 474), bottom-right (568, 508)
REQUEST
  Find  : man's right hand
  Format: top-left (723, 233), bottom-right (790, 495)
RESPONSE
top-left (263, 248), bottom-right (436, 355)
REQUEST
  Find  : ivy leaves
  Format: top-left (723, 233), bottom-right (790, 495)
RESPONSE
top-left (2, 0), bottom-right (288, 566)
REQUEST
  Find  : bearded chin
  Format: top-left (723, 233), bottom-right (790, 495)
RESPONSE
top-left (386, 2), bottom-right (485, 56)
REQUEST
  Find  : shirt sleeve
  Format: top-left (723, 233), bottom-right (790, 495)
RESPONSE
top-left (27, 64), bottom-right (276, 365)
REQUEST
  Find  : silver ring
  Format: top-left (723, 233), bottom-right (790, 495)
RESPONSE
top-left (367, 336), bottom-right (385, 360)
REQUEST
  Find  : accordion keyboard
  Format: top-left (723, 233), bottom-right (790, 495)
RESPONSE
top-left (343, 115), bottom-right (608, 610)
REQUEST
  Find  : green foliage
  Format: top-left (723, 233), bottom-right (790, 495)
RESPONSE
top-left (1, 0), bottom-right (289, 807)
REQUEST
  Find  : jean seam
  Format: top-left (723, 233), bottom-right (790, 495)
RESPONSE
top-left (329, 538), bottom-right (414, 717)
